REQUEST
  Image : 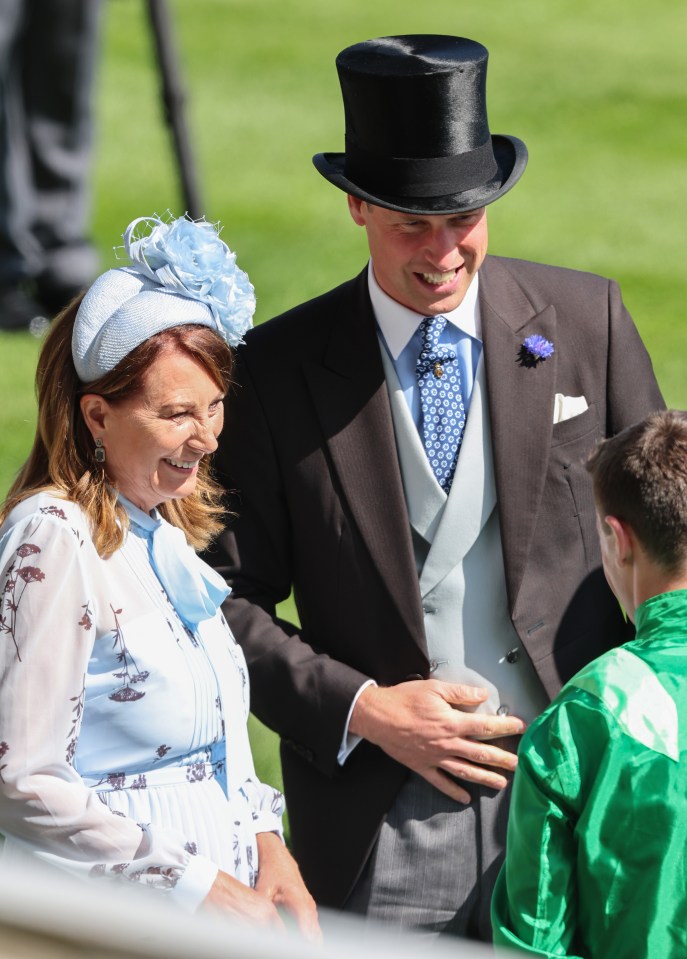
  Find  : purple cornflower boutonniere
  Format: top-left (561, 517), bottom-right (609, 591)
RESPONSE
top-left (518, 334), bottom-right (555, 368)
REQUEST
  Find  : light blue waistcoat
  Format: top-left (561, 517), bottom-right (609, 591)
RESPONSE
top-left (380, 346), bottom-right (548, 724)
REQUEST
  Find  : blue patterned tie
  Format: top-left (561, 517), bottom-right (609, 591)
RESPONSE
top-left (416, 315), bottom-right (466, 492)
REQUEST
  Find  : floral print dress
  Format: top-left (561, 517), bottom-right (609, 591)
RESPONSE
top-left (0, 492), bottom-right (283, 910)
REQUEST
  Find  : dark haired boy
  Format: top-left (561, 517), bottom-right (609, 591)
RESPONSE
top-left (492, 409), bottom-right (687, 958)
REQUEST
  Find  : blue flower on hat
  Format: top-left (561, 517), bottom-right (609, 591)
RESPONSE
top-left (124, 214), bottom-right (255, 347)
top-left (519, 334), bottom-right (554, 368)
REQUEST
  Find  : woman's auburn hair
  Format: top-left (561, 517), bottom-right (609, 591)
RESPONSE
top-left (0, 297), bottom-right (234, 556)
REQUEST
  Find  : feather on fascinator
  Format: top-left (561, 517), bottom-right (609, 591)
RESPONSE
top-left (72, 214), bottom-right (255, 383)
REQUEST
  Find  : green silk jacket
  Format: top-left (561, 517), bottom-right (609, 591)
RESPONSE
top-left (492, 589), bottom-right (687, 958)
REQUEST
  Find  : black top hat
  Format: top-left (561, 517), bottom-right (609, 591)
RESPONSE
top-left (313, 35), bottom-right (527, 215)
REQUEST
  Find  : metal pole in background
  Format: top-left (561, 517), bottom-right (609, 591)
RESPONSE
top-left (145, 0), bottom-right (204, 219)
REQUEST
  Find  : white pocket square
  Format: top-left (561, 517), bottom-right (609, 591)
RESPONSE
top-left (553, 393), bottom-right (588, 424)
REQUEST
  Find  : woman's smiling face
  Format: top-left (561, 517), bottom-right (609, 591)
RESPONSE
top-left (81, 347), bottom-right (225, 513)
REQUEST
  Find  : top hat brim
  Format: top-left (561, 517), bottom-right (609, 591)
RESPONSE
top-left (312, 134), bottom-right (527, 215)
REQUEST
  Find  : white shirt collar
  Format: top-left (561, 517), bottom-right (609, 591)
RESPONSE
top-left (368, 261), bottom-right (482, 361)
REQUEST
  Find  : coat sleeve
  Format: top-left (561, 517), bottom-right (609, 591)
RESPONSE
top-left (491, 701), bottom-right (586, 957)
top-left (210, 350), bottom-right (372, 778)
top-left (0, 511), bottom-right (218, 910)
top-left (491, 688), bottom-right (626, 958)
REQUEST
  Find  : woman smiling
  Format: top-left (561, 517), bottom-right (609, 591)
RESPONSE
top-left (0, 215), bottom-right (319, 937)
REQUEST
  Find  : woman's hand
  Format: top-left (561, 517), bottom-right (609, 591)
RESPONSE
top-left (255, 832), bottom-right (322, 942)
top-left (202, 869), bottom-right (285, 929)
top-left (202, 835), bottom-right (321, 941)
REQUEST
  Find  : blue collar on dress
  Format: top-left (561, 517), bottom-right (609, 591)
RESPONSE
top-left (119, 494), bottom-right (230, 632)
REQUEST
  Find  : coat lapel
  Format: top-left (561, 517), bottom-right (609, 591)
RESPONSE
top-left (479, 256), bottom-right (558, 610)
top-left (302, 271), bottom-right (426, 647)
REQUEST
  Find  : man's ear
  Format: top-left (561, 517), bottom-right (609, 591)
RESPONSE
top-left (347, 194), bottom-right (367, 226)
top-left (79, 394), bottom-right (109, 439)
top-left (605, 515), bottom-right (634, 566)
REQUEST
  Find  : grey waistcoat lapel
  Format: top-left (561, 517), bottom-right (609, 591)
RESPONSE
top-left (379, 345), bottom-right (496, 595)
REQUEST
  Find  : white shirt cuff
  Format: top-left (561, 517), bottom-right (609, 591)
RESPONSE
top-left (337, 679), bottom-right (377, 765)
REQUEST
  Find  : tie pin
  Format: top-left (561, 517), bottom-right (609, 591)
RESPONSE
top-left (433, 361), bottom-right (444, 378)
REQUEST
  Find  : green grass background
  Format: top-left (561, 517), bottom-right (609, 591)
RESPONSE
top-left (1, 0), bottom-right (686, 793)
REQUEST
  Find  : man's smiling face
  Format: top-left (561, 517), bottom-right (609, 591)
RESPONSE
top-left (348, 197), bottom-right (488, 316)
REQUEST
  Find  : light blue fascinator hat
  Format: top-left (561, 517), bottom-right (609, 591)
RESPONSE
top-left (72, 214), bottom-right (255, 383)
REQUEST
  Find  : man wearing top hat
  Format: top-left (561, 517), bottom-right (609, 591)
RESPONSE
top-left (210, 35), bottom-right (664, 937)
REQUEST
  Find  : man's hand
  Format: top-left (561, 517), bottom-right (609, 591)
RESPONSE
top-left (349, 679), bottom-right (526, 803)
top-left (255, 832), bottom-right (322, 942)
